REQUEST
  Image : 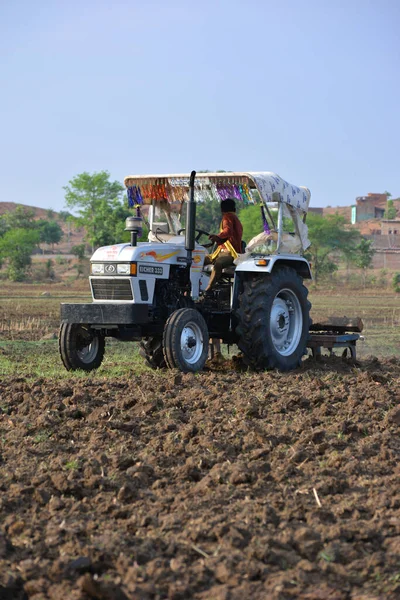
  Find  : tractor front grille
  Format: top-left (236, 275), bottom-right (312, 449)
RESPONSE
top-left (91, 278), bottom-right (133, 301)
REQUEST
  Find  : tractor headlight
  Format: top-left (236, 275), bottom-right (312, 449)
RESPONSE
top-left (117, 263), bottom-right (130, 274)
top-left (91, 263), bottom-right (104, 274)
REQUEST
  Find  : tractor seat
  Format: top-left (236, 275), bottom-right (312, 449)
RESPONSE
top-left (221, 265), bottom-right (236, 277)
top-left (202, 242), bottom-right (245, 278)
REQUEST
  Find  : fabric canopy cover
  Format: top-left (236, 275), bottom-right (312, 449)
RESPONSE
top-left (124, 172), bottom-right (311, 251)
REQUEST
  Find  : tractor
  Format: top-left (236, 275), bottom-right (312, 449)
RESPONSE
top-left (59, 171), bottom-right (312, 373)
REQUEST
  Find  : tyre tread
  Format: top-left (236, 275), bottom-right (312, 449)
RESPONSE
top-left (235, 268), bottom-right (311, 371)
top-left (163, 308), bottom-right (209, 372)
top-left (59, 323), bottom-right (105, 371)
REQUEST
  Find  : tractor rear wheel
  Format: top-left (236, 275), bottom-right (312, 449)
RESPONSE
top-left (139, 336), bottom-right (166, 369)
top-left (59, 323), bottom-right (105, 371)
top-left (163, 308), bottom-right (209, 372)
top-left (236, 267), bottom-right (311, 371)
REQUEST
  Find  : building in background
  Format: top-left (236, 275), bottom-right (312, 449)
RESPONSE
top-left (352, 193), bottom-right (388, 223)
top-left (381, 219), bottom-right (400, 236)
top-left (309, 192), bottom-right (400, 269)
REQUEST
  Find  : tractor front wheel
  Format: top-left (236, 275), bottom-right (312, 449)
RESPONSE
top-left (59, 323), bottom-right (105, 371)
top-left (163, 308), bottom-right (209, 372)
top-left (236, 267), bottom-right (311, 371)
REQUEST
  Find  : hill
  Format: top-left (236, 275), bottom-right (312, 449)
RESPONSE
top-left (0, 202), bottom-right (54, 219)
top-left (0, 201), bottom-right (85, 253)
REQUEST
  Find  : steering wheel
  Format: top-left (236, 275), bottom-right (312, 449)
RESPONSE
top-left (177, 228), bottom-right (210, 243)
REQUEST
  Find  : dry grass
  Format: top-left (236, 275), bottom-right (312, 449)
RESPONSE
top-left (308, 289), bottom-right (400, 357)
top-left (0, 316), bottom-right (45, 334)
top-left (0, 285), bottom-right (90, 340)
top-left (0, 282), bottom-right (398, 357)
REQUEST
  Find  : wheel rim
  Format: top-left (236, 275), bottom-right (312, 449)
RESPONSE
top-left (270, 288), bottom-right (303, 356)
top-left (180, 322), bottom-right (204, 365)
top-left (77, 330), bottom-right (100, 364)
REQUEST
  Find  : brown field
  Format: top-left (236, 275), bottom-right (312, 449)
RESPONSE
top-left (0, 283), bottom-right (399, 599)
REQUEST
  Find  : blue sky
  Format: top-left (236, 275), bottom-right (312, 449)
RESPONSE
top-left (1, 0), bottom-right (399, 212)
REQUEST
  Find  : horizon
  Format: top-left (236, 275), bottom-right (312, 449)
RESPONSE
top-left (1, 0), bottom-right (399, 212)
top-left (1, 187), bottom-right (398, 216)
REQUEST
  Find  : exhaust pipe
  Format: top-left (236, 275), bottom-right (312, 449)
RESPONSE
top-left (183, 170), bottom-right (197, 291)
top-left (185, 170), bottom-right (196, 256)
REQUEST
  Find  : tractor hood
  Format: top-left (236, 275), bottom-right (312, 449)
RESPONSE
top-left (91, 239), bottom-right (206, 267)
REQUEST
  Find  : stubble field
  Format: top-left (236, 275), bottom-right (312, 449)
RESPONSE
top-left (0, 283), bottom-right (399, 599)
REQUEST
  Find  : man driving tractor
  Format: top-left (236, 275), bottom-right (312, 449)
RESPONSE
top-left (203, 198), bottom-right (243, 292)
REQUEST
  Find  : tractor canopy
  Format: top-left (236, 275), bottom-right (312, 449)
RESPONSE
top-left (124, 172), bottom-right (311, 253)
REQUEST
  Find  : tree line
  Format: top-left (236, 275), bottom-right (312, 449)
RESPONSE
top-left (196, 198), bottom-right (375, 283)
top-left (0, 170), bottom-right (376, 283)
top-left (0, 207), bottom-right (65, 281)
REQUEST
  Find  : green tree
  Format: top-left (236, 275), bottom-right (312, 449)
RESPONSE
top-left (63, 171), bottom-right (125, 251)
top-left (385, 199), bottom-right (397, 220)
top-left (392, 273), bottom-right (400, 293)
top-left (306, 213), bottom-right (361, 283)
top-left (0, 215), bottom-right (9, 237)
top-left (37, 220), bottom-right (64, 250)
top-left (237, 205), bottom-right (263, 242)
top-left (88, 198), bottom-right (135, 247)
top-left (0, 228), bottom-right (40, 281)
top-left (71, 244), bottom-right (86, 278)
top-left (45, 259), bottom-right (55, 280)
top-left (353, 238), bottom-right (375, 269)
top-left (65, 213), bottom-right (81, 245)
top-left (352, 238), bottom-right (375, 288)
top-left (71, 244), bottom-right (86, 260)
top-left (194, 199), bottom-right (221, 233)
top-left (3, 206), bottom-right (36, 230)
top-left (59, 210), bottom-right (72, 222)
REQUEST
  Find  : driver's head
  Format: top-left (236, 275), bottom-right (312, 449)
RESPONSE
top-left (221, 198), bottom-right (236, 213)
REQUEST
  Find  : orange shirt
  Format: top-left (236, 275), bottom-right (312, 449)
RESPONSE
top-left (217, 212), bottom-right (243, 253)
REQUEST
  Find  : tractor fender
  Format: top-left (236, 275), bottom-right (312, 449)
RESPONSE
top-left (234, 254), bottom-right (312, 279)
top-left (232, 254), bottom-right (312, 310)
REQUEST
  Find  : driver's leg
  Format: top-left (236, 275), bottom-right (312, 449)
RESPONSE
top-left (206, 253), bottom-right (233, 290)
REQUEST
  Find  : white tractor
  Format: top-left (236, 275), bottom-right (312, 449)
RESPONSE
top-left (59, 171), bottom-right (312, 372)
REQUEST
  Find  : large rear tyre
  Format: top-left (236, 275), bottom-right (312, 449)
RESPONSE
top-left (59, 323), bottom-right (105, 371)
top-left (163, 308), bottom-right (209, 372)
top-left (236, 267), bottom-right (311, 371)
top-left (139, 337), bottom-right (166, 369)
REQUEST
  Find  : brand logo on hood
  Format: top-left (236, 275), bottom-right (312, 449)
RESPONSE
top-left (139, 250), bottom-right (179, 262)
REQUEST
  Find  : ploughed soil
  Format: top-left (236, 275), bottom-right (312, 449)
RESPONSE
top-left (1, 356), bottom-right (400, 600)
